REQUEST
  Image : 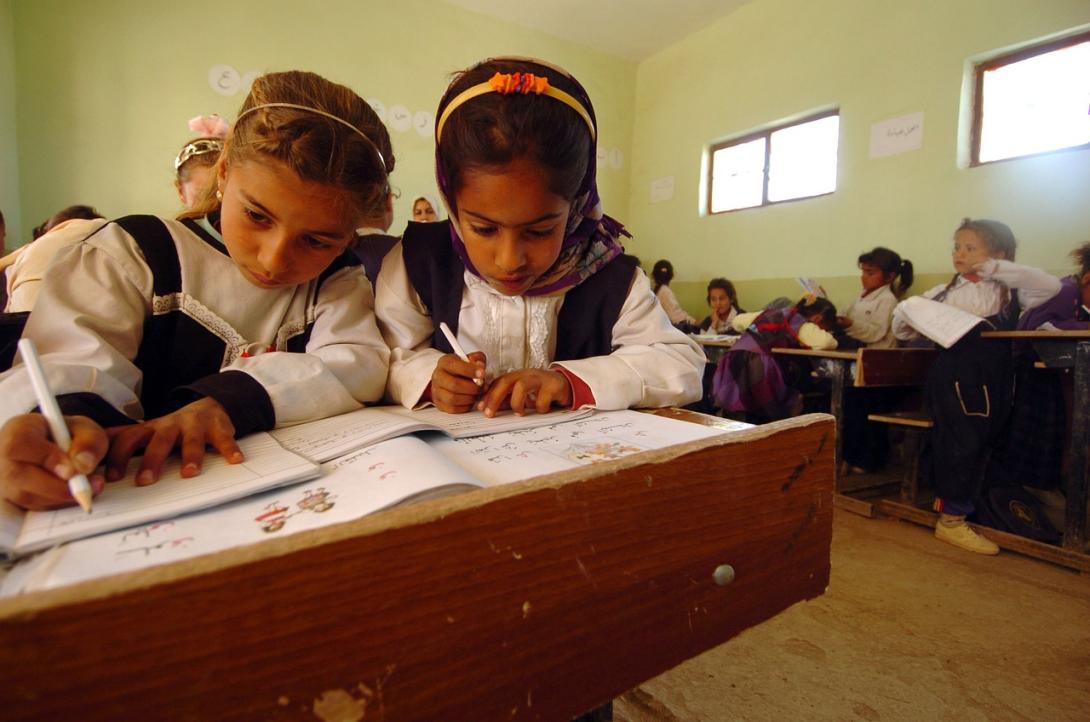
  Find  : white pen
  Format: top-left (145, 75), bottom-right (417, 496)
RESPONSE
top-left (17, 339), bottom-right (94, 513)
top-left (438, 322), bottom-right (484, 387)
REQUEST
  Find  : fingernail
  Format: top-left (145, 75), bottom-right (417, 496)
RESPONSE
top-left (106, 467), bottom-right (123, 482)
top-left (74, 452), bottom-right (97, 474)
top-left (53, 462), bottom-right (74, 480)
top-left (137, 470), bottom-right (155, 486)
top-left (91, 475), bottom-right (106, 493)
top-left (182, 462), bottom-right (199, 477)
top-left (229, 452), bottom-right (244, 464)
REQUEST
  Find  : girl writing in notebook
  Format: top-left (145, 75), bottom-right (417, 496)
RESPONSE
top-left (0, 70), bottom-right (394, 510)
top-left (891, 218), bottom-right (1060, 554)
top-left (375, 57), bottom-right (703, 416)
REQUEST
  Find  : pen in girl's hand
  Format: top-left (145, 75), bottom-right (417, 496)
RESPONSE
top-left (438, 322), bottom-right (484, 387)
top-left (17, 339), bottom-right (94, 512)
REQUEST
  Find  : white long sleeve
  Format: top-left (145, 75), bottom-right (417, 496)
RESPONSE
top-left (845, 284), bottom-right (898, 347)
top-left (893, 261), bottom-right (1062, 341)
top-left (0, 219), bottom-right (389, 428)
top-left (375, 244), bottom-right (704, 410)
top-left (655, 285), bottom-right (696, 325)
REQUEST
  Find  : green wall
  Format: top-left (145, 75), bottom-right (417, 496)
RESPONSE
top-left (8, 0), bottom-right (1090, 320)
top-left (8, 0), bottom-right (634, 246)
top-left (626, 0), bottom-right (1090, 316)
top-left (0, 0), bottom-right (20, 246)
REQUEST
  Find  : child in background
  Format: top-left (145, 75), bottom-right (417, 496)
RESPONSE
top-left (837, 247), bottom-right (913, 473)
top-left (375, 57), bottom-right (703, 416)
top-left (712, 295), bottom-right (838, 423)
top-left (410, 194), bottom-right (442, 223)
top-left (699, 277), bottom-right (742, 334)
top-left (0, 70), bottom-right (394, 510)
top-left (986, 241), bottom-right (1090, 525)
top-left (174, 115), bottom-right (230, 209)
top-left (837, 247), bottom-right (913, 349)
top-left (892, 218), bottom-right (1061, 554)
top-left (652, 259), bottom-right (698, 330)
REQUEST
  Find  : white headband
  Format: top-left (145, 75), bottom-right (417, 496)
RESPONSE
top-left (236, 102), bottom-right (387, 170)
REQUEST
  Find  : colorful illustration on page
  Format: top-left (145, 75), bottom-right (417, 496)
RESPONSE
top-left (254, 487), bottom-right (337, 534)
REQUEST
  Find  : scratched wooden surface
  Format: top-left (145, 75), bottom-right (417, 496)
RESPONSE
top-left (0, 413), bottom-right (834, 722)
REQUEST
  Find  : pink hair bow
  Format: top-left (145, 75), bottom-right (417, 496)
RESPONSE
top-left (187, 114), bottom-right (230, 139)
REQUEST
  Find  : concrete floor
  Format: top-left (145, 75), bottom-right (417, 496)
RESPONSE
top-left (616, 509), bottom-right (1090, 722)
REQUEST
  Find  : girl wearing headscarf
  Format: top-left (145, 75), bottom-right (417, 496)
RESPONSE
top-left (374, 57), bottom-right (703, 415)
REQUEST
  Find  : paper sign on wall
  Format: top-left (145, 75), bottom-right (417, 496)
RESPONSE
top-left (650, 176), bottom-right (675, 203)
top-left (869, 112), bottom-right (924, 158)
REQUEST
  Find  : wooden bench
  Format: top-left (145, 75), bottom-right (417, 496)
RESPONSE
top-left (867, 411), bottom-right (933, 504)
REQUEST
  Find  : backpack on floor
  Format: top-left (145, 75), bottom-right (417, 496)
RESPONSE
top-left (973, 486), bottom-right (1061, 545)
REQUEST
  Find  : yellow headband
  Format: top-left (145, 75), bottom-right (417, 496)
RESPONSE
top-left (436, 72), bottom-right (596, 143)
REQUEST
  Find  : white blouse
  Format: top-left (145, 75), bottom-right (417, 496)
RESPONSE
top-left (655, 285), bottom-right (695, 325)
top-left (845, 284), bottom-right (898, 348)
top-left (375, 243), bottom-right (705, 410)
top-left (892, 260), bottom-right (1061, 341)
top-left (0, 219), bottom-right (389, 427)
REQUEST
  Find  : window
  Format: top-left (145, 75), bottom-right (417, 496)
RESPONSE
top-left (708, 111), bottom-right (839, 214)
top-left (972, 30), bottom-right (1090, 165)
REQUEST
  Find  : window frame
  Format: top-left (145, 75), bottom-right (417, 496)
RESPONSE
top-left (970, 29), bottom-right (1090, 167)
top-left (706, 108), bottom-right (840, 215)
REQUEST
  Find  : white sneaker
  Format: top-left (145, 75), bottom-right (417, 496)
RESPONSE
top-left (935, 520), bottom-right (1000, 555)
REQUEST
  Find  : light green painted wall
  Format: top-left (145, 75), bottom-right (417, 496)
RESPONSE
top-left (628, 0), bottom-right (1090, 318)
top-left (8, 0), bottom-right (634, 247)
top-left (0, 0), bottom-right (20, 247)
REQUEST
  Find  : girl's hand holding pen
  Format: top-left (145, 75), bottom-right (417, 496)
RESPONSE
top-left (431, 351), bottom-right (487, 413)
top-left (0, 414), bottom-right (107, 510)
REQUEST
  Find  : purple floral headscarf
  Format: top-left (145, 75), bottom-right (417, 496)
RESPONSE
top-left (434, 56), bottom-right (627, 296)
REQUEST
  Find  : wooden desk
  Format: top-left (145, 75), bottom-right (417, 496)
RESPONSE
top-left (689, 334), bottom-right (738, 366)
top-left (0, 412), bottom-right (834, 721)
top-left (981, 330), bottom-right (1090, 551)
top-left (772, 348), bottom-right (935, 509)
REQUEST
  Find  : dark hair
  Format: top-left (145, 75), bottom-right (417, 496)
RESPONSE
top-left (858, 246), bottom-right (914, 298)
top-left (33, 205), bottom-right (104, 239)
top-left (181, 71), bottom-right (395, 224)
top-left (1071, 241), bottom-right (1090, 277)
top-left (796, 296), bottom-right (838, 330)
top-left (706, 277), bottom-right (741, 310)
top-left (651, 259), bottom-right (674, 291)
top-left (957, 218), bottom-right (1016, 261)
top-left (437, 59), bottom-right (592, 211)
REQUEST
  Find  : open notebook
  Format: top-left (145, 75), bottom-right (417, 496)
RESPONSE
top-left (2, 410), bottom-right (747, 594)
top-left (0, 407), bottom-right (590, 558)
top-left (0, 433), bottom-right (319, 557)
top-left (896, 296), bottom-right (983, 348)
top-left (270, 405), bottom-right (593, 462)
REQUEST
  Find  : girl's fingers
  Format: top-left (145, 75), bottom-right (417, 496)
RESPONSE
top-left (66, 416), bottom-right (109, 475)
top-left (135, 426), bottom-right (181, 486)
top-left (178, 424), bottom-right (207, 478)
top-left (105, 424), bottom-right (153, 481)
top-left (480, 377), bottom-right (516, 417)
top-left (207, 422), bottom-right (243, 465)
top-left (3, 465), bottom-right (80, 509)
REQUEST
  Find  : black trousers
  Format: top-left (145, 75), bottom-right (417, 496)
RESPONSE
top-left (924, 325), bottom-right (1013, 506)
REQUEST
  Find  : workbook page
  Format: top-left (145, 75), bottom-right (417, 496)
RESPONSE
top-left (10, 435), bottom-right (482, 593)
top-left (428, 410), bottom-right (743, 486)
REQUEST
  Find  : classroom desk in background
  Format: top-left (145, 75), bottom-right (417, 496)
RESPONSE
top-left (0, 410), bottom-right (834, 722)
top-left (771, 347), bottom-right (937, 489)
top-left (981, 330), bottom-right (1090, 552)
top-left (689, 333), bottom-right (738, 366)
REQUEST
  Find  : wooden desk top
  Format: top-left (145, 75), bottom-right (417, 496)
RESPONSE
top-left (689, 335), bottom-right (739, 348)
top-left (0, 412), bottom-right (834, 722)
top-left (981, 330), bottom-right (1090, 339)
top-left (772, 347), bottom-right (859, 361)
